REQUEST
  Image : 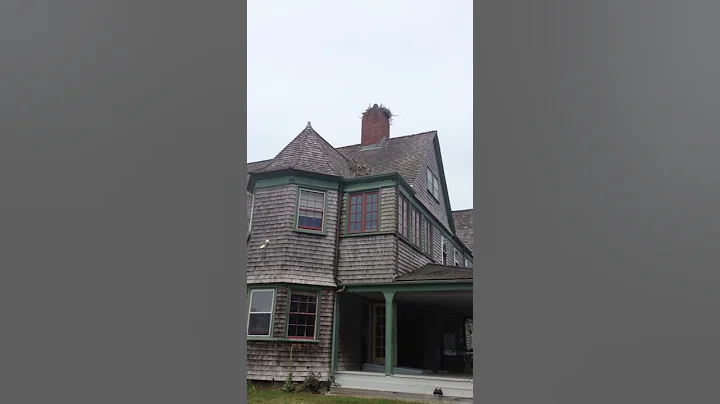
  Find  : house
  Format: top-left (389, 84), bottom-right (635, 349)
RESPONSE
top-left (246, 104), bottom-right (474, 400)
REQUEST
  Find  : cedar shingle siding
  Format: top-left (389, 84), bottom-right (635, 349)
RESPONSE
top-left (246, 109), bottom-right (473, 383)
top-left (247, 286), bottom-right (335, 381)
top-left (247, 184), bottom-right (338, 287)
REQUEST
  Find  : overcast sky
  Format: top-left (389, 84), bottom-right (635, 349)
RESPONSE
top-left (247, 0), bottom-right (473, 210)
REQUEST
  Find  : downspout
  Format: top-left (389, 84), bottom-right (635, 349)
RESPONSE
top-left (394, 175), bottom-right (400, 280)
top-left (330, 283), bottom-right (345, 381)
top-left (330, 181), bottom-right (344, 381)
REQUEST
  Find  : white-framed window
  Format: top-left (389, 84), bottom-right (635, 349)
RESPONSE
top-left (297, 189), bottom-right (326, 232)
top-left (247, 289), bottom-right (275, 337)
top-left (426, 168), bottom-right (440, 201)
top-left (465, 257), bottom-right (470, 268)
top-left (454, 249), bottom-right (461, 267)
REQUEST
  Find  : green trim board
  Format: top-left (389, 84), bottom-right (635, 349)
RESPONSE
top-left (432, 136), bottom-right (457, 234)
top-left (247, 337), bottom-right (320, 344)
top-left (343, 179), bottom-right (396, 193)
top-left (248, 168), bottom-right (341, 193)
top-left (252, 175), bottom-right (340, 194)
top-left (343, 282), bottom-right (472, 294)
top-left (340, 230), bottom-right (395, 238)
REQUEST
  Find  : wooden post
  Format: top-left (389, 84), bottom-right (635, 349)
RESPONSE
top-left (330, 293), bottom-right (339, 378)
top-left (382, 290), bottom-right (396, 376)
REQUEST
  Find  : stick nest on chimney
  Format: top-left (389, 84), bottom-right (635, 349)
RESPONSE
top-left (362, 103), bottom-right (394, 125)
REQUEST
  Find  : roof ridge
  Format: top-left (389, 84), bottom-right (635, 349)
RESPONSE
top-left (334, 130), bottom-right (437, 150)
top-left (452, 208), bottom-right (473, 213)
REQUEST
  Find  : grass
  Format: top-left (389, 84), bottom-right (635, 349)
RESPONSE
top-left (248, 389), bottom-right (427, 404)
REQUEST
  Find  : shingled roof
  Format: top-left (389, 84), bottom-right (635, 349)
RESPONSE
top-left (394, 263), bottom-right (473, 283)
top-left (246, 127), bottom-right (438, 191)
top-left (335, 131), bottom-right (437, 182)
top-left (452, 209), bottom-right (473, 252)
top-left (256, 123), bottom-right (353, 178)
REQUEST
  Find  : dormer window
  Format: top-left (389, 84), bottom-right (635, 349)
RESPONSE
top-left (297, 189), bottom-right (325, 232)
top-left (426, 168), bottom-right (440, 201)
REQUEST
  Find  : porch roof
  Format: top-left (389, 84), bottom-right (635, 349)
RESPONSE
top-left (395, 264), bottom-right (473, 283)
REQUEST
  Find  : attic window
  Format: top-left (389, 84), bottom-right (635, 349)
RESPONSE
top-left (426, 168), bottom-right (440, 201)
top-left (297, 189), bottom-right (325, 232)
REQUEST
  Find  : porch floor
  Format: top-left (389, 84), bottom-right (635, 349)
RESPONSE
top-left (333, 370), bottom-right (473, 400)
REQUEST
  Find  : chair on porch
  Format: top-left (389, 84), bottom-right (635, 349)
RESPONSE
top-left (463, 317), bottom-right (473, 372)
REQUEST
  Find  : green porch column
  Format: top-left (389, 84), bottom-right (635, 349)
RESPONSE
top-left (330, 293), bottom-right (339, 378)
top-left (382, 290), bottom-right (396, 376)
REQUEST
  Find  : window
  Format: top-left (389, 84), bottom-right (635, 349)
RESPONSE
top-left (349, 191), bottom-right (378, 233)
top-left (465, 257), bottom-right (471, 268)
top-left (287, 291), bottom-right (318, 340)
top-left (441, 237), bottom-right (449, 265)
top-left (248, 289), bottom-right (275, 337)
top-left (297, 189), bottom-right (325, 231)
top-left (410, 209), bottom-right (421, 246)
top-left (423, 220), bottom-right (434, 256)
top-left (398, 196), bottom-right (409, 238)
top-left (454, 249), bottom-right (461, 266)
top-left (426, 168), bottom-right (440, 200)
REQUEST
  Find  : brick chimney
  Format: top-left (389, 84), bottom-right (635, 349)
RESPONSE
top-left (361, 104), bottom-right (390, 146)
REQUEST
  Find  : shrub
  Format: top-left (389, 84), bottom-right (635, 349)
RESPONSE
top-left (281, 371), bottom-right (295, 393)
top-left (300, 372), bottom-right (330, 394)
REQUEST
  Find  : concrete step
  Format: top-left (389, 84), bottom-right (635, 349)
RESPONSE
top-left (333, 371), bottom-right (473, 399)
top-left (330, 387), bottom-right (474, 404)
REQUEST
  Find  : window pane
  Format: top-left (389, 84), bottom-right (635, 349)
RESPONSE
top-left (287, 325), bottom-right (297, 336)
top-left (289, 314), bottom-right (299, 325)
top-left (250, 290), bottom-right (274, 313)
top-left (290, 301), bottom-right (298, 312)
top-left (248, 313), bottom-right (271, 336)
top-left (306, 325), bottom-right (315, 338)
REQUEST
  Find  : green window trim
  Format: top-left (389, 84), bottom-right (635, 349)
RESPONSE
top-left (284, 287), bottom-right (323, 341)
top-left (346, 189), bottom-right (381, 234)
top-left (247, 286), bottom-right (277, 339)
top-left (397, 185), bottom-right (472, 260)
top-left (295, 187), bottom-right (328, 235)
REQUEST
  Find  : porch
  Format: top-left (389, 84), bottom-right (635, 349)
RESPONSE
top-left (330, 265), bottom-right (473, 400)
